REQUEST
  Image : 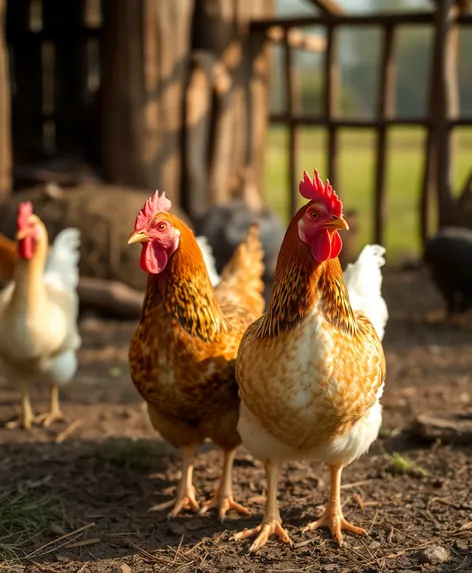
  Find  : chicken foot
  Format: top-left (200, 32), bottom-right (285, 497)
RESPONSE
top-left (302, 463), bottom-right (366, 545)
top-left (149, 444), bottom-right (199, 518)
top-left (33, 384), bottom-right (67, 427)
top-left (200, 448), bottom-right (250, 522)
top-left (233, 460), bottom-right (292, 552)
top-left (5, 382), bottom-right (34, 430)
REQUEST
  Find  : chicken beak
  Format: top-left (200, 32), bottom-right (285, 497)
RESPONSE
top-left (127, 231), bottom-right (148, 245)
top-left (326, 215), bottom-right (349, 231)
top-left (16, 229), bottom-right (28, 241)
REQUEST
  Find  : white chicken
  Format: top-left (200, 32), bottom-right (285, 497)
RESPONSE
top-left (0, 202), bottom-right (81, 430)
top-left (344, 244), bottom-right (388, 341)
top-left (195, 235), bottom-right (220, 287)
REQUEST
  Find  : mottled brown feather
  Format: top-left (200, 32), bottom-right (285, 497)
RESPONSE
top-left (129, 217), bottom-right (264, 450)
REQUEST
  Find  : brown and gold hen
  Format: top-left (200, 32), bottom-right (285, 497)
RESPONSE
top-left (128, 191), bottom-right (264, 520)
top-left (234, 170), bottom-right (386, 550)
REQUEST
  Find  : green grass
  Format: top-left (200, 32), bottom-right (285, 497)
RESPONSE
top-left (0, 485), bottom-right (61, 561)
top-left (264, 126), bottom-right (472, 262)
top-left (97, 437), bottom-right (159, 471)
top-left (383, 451), bottom-right (429, 477)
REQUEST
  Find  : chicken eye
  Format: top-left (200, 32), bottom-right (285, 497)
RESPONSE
top-left (311, 211), bottom-right (319, 219)
top-left (157, 222), bottom-right (167, 231)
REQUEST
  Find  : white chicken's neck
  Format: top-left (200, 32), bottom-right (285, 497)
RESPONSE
top-left (10, 239), bottom-right (48, 314)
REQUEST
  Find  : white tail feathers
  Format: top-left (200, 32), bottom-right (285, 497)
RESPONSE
top-left (44, 228), bottom-right (81, 295)
top-left (344, 244), bottom-right (389, 341)
top-left (196, 235), bottom-right (220, 287)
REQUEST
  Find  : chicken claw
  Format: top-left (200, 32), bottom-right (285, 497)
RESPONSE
top-left (302, 505), bottom-right (366, 546)
top-left (199, 448), bottom-right (250, 521)
top-left (200, 494), bottom-right (250, 522)
top-left (149, 484), bottom-right (199, 519)
top-left (33, 384), bottom-right (67, 427)
top-left (33, 410), bottom-right (68, 427)
top-left (5, 417), bottom-right (32, 431)
top-left (233, 519), bottom-right (293, 552)
top-left (5, 382), bottom-right (34, 430)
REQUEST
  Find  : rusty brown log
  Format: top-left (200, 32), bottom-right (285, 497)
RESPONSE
top-left (78, 276), bottom-right (143, 320)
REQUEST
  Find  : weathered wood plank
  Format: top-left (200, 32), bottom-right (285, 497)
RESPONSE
top-left (100, 0), bottom-right (194, 202)
top-left (0, 0), bottom-right (11, 197)
top-left (324, 26), bottom-right (339, 187)
top-left (374, 25), bottom-right (396, 246)
top-left (191, 0), bottom-right (274, 208)
top-left (283, 29), bottom-right (299, 217)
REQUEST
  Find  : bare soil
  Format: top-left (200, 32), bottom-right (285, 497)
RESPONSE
top-left (0, 268), bottom-right (471, 573)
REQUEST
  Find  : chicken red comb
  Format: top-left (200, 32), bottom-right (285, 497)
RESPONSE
top-left (134, 190), bottom-right (172, 231)
top-left (299, 170), bottom-right (343, 217)
top-left (17, 201), bottom-right (33, 231)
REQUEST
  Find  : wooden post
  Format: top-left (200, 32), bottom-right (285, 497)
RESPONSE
top-left (421, 0), bottom-right (458, 243)
top-left (374, 25), bottom-right (396, 246)
top-left (189, 0), bottom-right (274, 211)
top-left (100, 0), bottom-right (194, 202)
top-left (324, 25), bottom-right (340, 188)
top-left (0, 0), bottom-right (11, 197)
top-left (283, 28), bottom-right (299, 217)
top-left (183, 50), bottom-right (216, 217)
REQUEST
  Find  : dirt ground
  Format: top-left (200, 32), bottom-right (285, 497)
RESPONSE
top-left (0, 267), bottom-right (471, 573)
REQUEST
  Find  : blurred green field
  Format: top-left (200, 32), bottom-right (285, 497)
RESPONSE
top-left (263, 127), bottom-right (472, 262)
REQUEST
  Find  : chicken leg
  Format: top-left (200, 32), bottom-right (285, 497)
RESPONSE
top-left (200, 448), bottom-right (250, 521)
top-left (302, 463), bottom-right (366, 545)
top-left (149, 444), bottom-right (199, 518)
top-left (33, 383), bottom-right (67, 427)
top-left (233, 459), bottom-right (292, 552)
top-left (5, 382), bottom-right (34, 430)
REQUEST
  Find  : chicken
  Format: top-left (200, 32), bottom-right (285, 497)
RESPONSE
top-left (0, 202), bottom-right (81, 430)
top-left (233, 170), bottom-right (386, 551)
top-left (0, 233), bottom-right (17, 286)
top-left (343, 244), bottom-right (388, 341)
top-left (424, 226), bottom-right (472, 317)
top-left (195, 235), bottom-right (220, 287)
top-left (128, 191), bottom-right (264, 520)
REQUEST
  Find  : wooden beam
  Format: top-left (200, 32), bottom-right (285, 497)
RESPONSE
top-left (266, 26), bottom-right (326, 52)
top-left (0, 0), bottom-right (11, 198)
top-left (306, 0), bottom-right (346, 16)
top-left (374, 25), bottom-right (396, 246)
top-left (269, 115), bottom-right (435, 127)
top-left (251, 12), bottom-right (436, 30)
top-left (324, 26), bottom-right (340, 187)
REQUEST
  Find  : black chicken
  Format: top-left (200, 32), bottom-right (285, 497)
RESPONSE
top-left (424, 226), bottom-right (472, 316)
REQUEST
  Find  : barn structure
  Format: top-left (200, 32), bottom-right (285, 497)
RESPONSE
top-left (0, 0), bottom-right (471, 247)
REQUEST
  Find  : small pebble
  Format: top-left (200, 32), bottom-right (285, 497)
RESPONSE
top-left (454, 539), bottom-right (469, 551)
top-left (420, 545), bottom-right (449, 564)
top-left (116, 565), bottom-right (132, 573)
top-left (322, 565), bottom-right (338, 572)
top-left (369, 540), bottom-right (381, 550)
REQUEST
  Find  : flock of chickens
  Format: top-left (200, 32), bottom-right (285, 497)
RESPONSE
top-left (0, 170), bottom-right (392, 552)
